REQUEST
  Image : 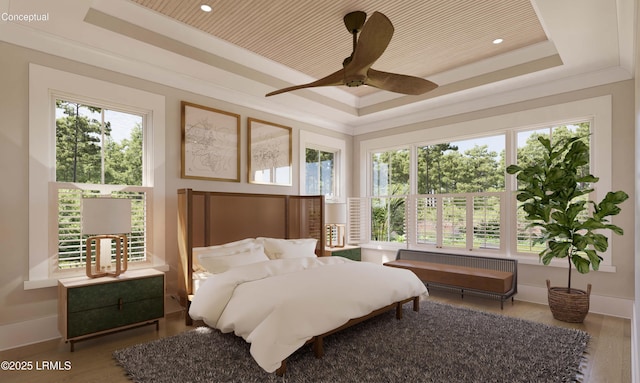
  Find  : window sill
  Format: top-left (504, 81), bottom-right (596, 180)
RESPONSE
top-left (358, 243), bottom-right (617, 273)
top-left (23, 264), bottom-right (170, 290)
top-left (513, 255), bottom-right (616, 273)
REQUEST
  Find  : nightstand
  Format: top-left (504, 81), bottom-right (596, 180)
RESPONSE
top-left (323, 245), bottom-right (361, 261)
top-left (58, 268), bottom-right (165, 351)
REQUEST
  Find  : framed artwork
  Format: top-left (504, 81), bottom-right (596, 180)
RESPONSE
top-left (181, 101), bottom-right (240, 182)
top-left (248, 118), bottom-right (292, 185)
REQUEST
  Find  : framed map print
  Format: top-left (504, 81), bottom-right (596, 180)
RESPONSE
top-left (181, 101), bottom-right (240, 182)
top-left (248, 118), bottom-right (292, 185)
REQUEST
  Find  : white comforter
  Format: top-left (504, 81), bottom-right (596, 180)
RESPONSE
top-left (188, 256), bottom-right (429, 373)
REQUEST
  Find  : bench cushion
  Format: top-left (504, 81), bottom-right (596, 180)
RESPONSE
top-left (384, 259), bottom-right (513, 294)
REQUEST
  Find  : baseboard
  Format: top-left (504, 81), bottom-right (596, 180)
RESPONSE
top-left (0, 314), bottom-right (60, 352)
top-left (516, 284), bottom-right (633, 319)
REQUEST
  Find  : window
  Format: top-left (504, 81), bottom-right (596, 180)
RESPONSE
top-left (371, 149), bottom-right (409, 242)
top-left (299, 131), bottom-right (346, 202)
top-left (355, 96), bottom-right (613, 267)
top-left (54, 99), bottom-right (148, 270)
top-left (305, 148), bottom-right (336, 199)
top-left (363, 129), bottom-right (588, 252)
top-left (28, 64), bottom-right (166, 287)
top-left (414, 136), bottom-right (505, 250)
top-left (367, 138), bottom-right (506, 249)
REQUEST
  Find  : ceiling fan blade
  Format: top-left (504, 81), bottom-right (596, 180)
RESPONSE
top-left (366, 69), bottom-right (438, 95)
top-left (347, 12), bottom-right (394, 75)
top-left (266, 68), bottom-right (345, 97)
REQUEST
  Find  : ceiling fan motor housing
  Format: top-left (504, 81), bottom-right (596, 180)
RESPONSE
top-left (345, 75), bottom-right (366, 87)
top-left (343, 11), bottom-right (367, 33)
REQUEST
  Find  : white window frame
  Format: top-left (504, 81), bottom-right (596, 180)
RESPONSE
top-left (299, 130), bottom-right (346, 203)
top-left (27, 64), bottom-right (166, 289)
top-left (358, 96), bottom-right (614, 270)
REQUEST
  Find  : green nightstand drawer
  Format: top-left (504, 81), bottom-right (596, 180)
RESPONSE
top-left (67, 275), bottom-right (164, 312)
top-left (67, 297), bottom-right (164, 338)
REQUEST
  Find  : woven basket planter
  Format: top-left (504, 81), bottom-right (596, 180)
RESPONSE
top-left (546, 279), bottom-right (591, 323)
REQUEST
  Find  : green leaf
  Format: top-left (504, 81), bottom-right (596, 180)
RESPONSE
top-left (576, 175), bottom-right (598, 183)
top-left (572, 234), bottom-right (587, 251)
top-left (505, 164), bottom-right (521, 175)
top-left (584, 249), bottom-right (602, 271)
top-left (548, 240), bottom-right (571, 257)
top-left (540, 250), bottom-right (556, 264)
top-left (604, 224), bottom-right (624, 236)
top-left (590, 233), bottom-right (609, 252)
top-left (572, 254), bottom-right (591, 274)
top-left (537, 136), bottom-right (551, 151)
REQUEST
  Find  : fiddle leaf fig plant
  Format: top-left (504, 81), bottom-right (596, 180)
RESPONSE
top-left (506, 136), bottom-right (628, 292)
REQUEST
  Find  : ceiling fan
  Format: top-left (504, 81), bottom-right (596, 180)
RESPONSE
top-left (266, 11), bottom-right (438, 97)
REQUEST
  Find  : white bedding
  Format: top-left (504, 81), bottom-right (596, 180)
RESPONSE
top-left (188, 256), bottom-right (429, 373)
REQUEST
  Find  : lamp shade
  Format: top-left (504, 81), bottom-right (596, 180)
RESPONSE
top-left (325, 203), bottom-right (346, 224)
top-left (82, 198), bottom-right (132, 235)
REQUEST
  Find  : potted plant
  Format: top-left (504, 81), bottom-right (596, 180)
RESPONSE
top-left (506, 136), bottom-right (628, 323)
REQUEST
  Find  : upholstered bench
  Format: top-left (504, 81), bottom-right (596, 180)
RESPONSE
top-left (384, 250), bottom-right (517, 308)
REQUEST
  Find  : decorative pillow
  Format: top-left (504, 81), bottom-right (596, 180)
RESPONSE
top-left (198, 244), bottom-right (269, 274)
top-left (258, 237), bottom-right (318, 259)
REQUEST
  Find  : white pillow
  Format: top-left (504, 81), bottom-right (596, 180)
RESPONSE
top-left (198, 244), bottom-right (269, 274)
top-left (258, 237), bottom-right (318, 259)
top-left (192, 238), bottom-right (256, 258)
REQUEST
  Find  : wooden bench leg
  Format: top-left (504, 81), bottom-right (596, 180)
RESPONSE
top-left (413, 296), bottom-right (420, 312)
top-left (313, 336), bottom-right (324, 358)
top-left (276, 360), bottom-right (286, 376)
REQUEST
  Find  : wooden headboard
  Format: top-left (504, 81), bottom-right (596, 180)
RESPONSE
top-left (177, 189), bottom-right (325, 302)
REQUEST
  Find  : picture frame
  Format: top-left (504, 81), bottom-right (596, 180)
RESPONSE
top-left (248, 118), bottom-right (292, 185)
top-left (181, 101), bottom-right (240, 182)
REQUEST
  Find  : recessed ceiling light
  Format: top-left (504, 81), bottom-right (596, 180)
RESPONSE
top-left (493, 38), bottom-right (504, 44)
top-left (200, 4), bottom-right (212, 12)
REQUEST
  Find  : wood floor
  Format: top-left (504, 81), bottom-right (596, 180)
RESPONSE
top-left (0, 291), bottom-right (631, 383)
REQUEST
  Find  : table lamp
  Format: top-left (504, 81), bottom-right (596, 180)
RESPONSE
top-left (325, 203), bottom-right (346, 248)
top-left (82, 197), bottom-right (132, 278)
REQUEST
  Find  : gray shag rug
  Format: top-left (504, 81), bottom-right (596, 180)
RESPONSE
top-left (113, 300), bottom-right (589, 383)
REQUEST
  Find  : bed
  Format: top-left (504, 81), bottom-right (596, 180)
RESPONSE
top-left (176, 189), bottom-right (428, 375)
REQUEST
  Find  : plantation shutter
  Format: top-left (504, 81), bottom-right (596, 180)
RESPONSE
top-left (347, 197), bottom-right (367, 244)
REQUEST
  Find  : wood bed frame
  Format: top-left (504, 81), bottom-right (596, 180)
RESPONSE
top-left (176, 188), bottom-right (419, 375)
